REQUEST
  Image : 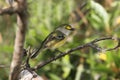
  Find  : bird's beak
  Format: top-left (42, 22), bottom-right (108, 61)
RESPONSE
top-left (70, 28), bottom-right (75, 31)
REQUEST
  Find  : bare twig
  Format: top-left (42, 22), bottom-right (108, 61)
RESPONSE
top-left (0, 1), bottom-right (19, 15)
top-left (19, 47), bottom-right (42, 79)
top-left (0, 0), bottom-right (27, 15)
top-left (0, 64), bottom-right (9, 68)
top-left (0, 7), bottom-right (16, 15)
top-left (32, 37), bottom-right (120, 70)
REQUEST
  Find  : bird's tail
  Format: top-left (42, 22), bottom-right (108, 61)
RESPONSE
top-left (30, 47), bottom-right (42, 59)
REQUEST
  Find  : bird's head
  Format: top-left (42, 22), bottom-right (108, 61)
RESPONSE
top-left (57, 24), bottom-right (75, 36)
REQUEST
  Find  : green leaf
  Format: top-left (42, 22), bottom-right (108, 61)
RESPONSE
top-left (90, 1), bottom-right (109, 25)
top-left (49, 73), bottom-right (61, 80)
top-left (62, 55), bottom-right (72, 78)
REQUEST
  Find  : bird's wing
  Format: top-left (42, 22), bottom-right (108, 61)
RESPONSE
top-left (42, 30), bottom-right (65, 48)
top-left (31, 30), bottom-right (65, 58)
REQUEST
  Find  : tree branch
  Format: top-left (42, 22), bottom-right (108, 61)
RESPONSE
top-left (0, 0), bottom-right (26, 15)
top-left (0, 0), bottom-right (29, 80)
top-left (32, 37), bottom-right (120, 70)
top-left (0, 7), bottom-right (15, 15)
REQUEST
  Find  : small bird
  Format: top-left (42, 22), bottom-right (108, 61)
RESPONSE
top-left (30, 24), bottom-right (75, 59)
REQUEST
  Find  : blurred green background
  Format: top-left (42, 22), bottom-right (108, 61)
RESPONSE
top-left (0, 0), bottom-right (120, 80)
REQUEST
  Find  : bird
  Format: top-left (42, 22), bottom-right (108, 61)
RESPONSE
top-left (30, 24), bottom-right (75, 59)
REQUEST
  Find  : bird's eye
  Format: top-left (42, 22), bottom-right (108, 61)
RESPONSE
top-left (65, 25), bottom-right (72, 30)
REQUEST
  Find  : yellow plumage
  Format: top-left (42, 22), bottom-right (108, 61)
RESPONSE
top-left (31, 24), bottom-right (74, 58)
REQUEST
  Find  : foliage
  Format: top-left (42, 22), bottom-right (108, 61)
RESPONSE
top-left (0, 0), bottom-right (120, 80)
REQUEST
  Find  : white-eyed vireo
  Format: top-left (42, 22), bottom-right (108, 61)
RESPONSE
top-left (31, 24), bottom-right (74, 58)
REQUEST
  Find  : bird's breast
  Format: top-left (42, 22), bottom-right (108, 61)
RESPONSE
top-left (47, 38), bottom-right (67, 50)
